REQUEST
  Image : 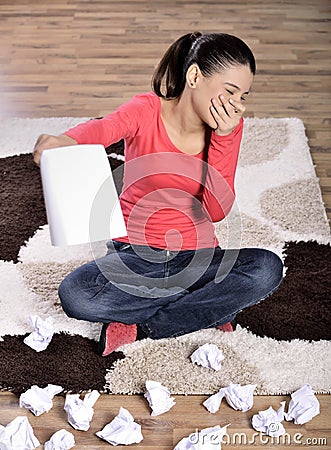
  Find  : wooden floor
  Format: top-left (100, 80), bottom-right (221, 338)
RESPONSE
top-left (0, 0), bottom-right (330, 448)
top-left (0, 392), bottom-right (330, 449)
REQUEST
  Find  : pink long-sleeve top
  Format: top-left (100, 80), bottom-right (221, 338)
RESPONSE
top-left (64, 92), bottom-right (243, 250)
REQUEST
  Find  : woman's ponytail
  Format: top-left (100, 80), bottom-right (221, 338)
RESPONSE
top-left (152, 32), bottom-right (256, 100)
top-left (152, 32), bottom-right (202, 99)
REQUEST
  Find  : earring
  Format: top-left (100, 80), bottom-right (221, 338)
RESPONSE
top-left (190, 82), bottom-right (194, 87)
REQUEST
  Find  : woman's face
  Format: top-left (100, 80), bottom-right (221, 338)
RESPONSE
top-left (189, 64), bottom-right (254, 129)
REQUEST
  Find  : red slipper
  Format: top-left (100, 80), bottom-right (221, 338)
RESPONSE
top-left (216, 322), bottom-right (234, 332)
top-left (98, 322), bottom-right (137, 356)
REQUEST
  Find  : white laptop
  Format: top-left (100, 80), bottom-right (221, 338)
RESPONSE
top-left (40, 144), bottom-right (127, 246)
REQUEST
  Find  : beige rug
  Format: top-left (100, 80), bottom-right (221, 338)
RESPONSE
top-left (0, 116), bottom-right (330, 395)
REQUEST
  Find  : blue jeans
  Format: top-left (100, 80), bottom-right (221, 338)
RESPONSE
top-left (58, 241), bottom-right (283, 339)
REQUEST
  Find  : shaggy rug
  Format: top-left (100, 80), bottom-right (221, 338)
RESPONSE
top-left (0, 117), bottom-right (330, 396)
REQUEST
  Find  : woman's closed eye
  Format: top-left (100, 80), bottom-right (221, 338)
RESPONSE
top-left (225, 89), bottom-right (247, 102)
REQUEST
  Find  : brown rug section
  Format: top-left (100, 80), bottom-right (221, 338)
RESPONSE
top-left (0, 333), bottom-right (124, 396)
top-left (0, 153), bottom-right (47, 263)
top-left (237, 240), bottom-right (331, 341)
top-left (0, 141), bottom-right (125, 263)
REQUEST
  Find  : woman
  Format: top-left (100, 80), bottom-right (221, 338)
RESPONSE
top-left (33, 32), bottom-right (283, 356)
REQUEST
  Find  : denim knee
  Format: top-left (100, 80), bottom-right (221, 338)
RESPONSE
top-left (58, 274), bottom-right (79, 319)
top-left (58, 259), bottom-right (107, 321)
top-left (254, 248), bottom-right (283, 297)
top-left (58, 269), bottom-right (96, 320)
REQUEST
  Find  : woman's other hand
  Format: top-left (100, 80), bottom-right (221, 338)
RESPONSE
top-left (33, 134), bottom-right (77, 166)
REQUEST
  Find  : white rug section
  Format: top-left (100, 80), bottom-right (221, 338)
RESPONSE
top-left (0, 117), bottom-right (90, 157)
top-left (0, 260), bottom-right (100, 340)
top-left (217, 117), bottom-right (330, 254)
top-left (238, 118), bottom-right (328, 235)
top-left (18, 225), bottom-right (96, 264)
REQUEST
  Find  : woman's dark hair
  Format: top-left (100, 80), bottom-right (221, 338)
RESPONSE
top-left (152, 32), bottom-right (256, 99)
